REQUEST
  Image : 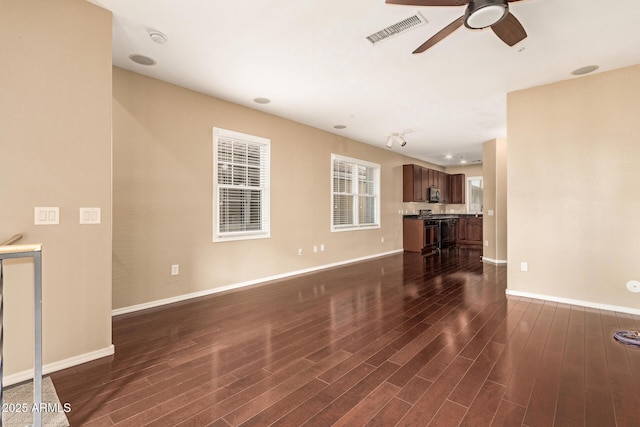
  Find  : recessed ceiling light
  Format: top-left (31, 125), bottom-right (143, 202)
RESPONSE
top-left (445, 154), bottom-right (453, 160)
top-left (253, 97), bottom-right (271, 104)
top-left (128, 54), bottom-right (156, 66)
top-left (571, 65), bottom-right (599, 76)
top-left (333, 125), bottom-right (347, 130)
top-left (460, 159), bottom-right (467, 164)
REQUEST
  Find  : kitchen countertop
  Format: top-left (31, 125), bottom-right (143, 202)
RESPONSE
top-left (403, 214), bottom-right (483, 220)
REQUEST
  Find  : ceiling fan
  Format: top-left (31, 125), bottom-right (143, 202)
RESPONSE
top-left (385, 0), bottom-right (528, 53)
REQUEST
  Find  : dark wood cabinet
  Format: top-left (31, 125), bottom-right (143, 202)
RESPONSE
top-left (448, 174), bottom-right (465, 204)
top-left (427, 168), bottom-right (437, 189)
top-left (467, 217), bottom-right (483, 242)
top-left (456, 217), bottom-right (482, 245)
top-left (403, 164), bottom-right (450, 203)
top-left (421, 167), bottom-right (430, 198)
top-left (403, 164), bottom-right (425, 202)
top-left (457, 218), bottom-right (467, 241)
top-left (403, 218), bottom-right (438, 254)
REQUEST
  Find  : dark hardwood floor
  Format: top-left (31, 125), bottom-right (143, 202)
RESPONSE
top-left (50, 247), bottom-right (640, 426)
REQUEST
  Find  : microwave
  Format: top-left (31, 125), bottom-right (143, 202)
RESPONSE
top-left (428, 187), bottom-right (441, 203)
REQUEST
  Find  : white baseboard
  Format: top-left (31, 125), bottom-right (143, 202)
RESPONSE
top-left (482, 257), bottom-right (507, 265)
top-left (113, 249), bottom-right (404, 317)
top-left (3, 344), bottom-right (115, 387)
top-left (505, 289), bottom-right (640, 315)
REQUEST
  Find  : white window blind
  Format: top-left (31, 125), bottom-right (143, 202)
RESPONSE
top-left (331, 154), bottom-right (380, 232)
top-left (213, 128), bottom-right (270, 242)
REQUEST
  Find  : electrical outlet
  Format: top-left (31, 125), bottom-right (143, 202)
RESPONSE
top-left (171, 264), bottom-right (179, 276)
top-left (313, 245), bottom-right (318, 253)
top-left (320, 244), bottom-right (325, 252)
top-left (485, 240), bottom-right (489, 247)
top-left (298, 248), bottom-right (303, 256)
top-left (381, 237), bottom-right (385, 243)
top-left (520, 262), bottom-right (529, 272)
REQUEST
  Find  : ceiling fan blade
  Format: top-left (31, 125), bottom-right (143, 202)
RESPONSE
top-left (491, 12), bottom-right (527, 46)
top-left (385, 0), bottom-right (468, 6)
top-left (413, 16), bottom-right (464, 54)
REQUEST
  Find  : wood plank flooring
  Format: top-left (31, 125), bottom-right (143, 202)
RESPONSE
top-left (50, 247), bottom-right (640, 426)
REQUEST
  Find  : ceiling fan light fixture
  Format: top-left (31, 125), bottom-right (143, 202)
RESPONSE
top-left (464, 0), bottom-right (508, 30)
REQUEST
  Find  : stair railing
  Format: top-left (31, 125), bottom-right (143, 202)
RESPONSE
top-left (0, 234), bottom-right (43, 427)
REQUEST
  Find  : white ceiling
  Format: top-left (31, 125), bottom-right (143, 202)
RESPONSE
top-left (91, 0), bottom-right (640, 166)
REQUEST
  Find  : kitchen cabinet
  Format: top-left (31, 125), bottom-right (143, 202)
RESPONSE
top-left (456, 217), bottom-right (482, 245)
top-left (421, 167), bottom-right (430, 197)
top-left (403, 164), bottom-right (425, 202)
top-left (403, 218), bottom-right (438, 254)
top-left (427, 168), bottom-right (437, 189)
top-left (457, 218), bottom-right (467, 241)
top-left (467, 217), bottom-right (483, 242)
top-left (403, 164), bottom-right (450, 203)
top-left (448, 174), bottom-right (465, 204)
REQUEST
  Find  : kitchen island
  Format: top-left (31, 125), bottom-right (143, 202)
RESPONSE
top-left (403, 214), bottom-right (483, 254)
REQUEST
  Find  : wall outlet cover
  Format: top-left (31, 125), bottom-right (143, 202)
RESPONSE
top-left (79, 207), bottom-right (101, 224)
top-left (34, 207), bottom-right (59, 225)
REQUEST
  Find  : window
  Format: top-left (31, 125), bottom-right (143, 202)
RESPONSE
top-left (213, 128), bottom-right (270, 242)
top-left (331, 154), bottom-right (380, 232)
top-left (467, 176), bottom-right (483, 214)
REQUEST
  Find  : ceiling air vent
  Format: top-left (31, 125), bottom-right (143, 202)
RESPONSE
top-left (365, 13), bottom-right (427, 45)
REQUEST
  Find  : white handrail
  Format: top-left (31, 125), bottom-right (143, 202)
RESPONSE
top-left (0, 234), bottom-right (23, 246)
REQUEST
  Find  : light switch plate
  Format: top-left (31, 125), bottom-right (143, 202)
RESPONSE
top-left (79, 207), bottom-right (101, 224)
top-left (35, 207), bottom-right (59, 225)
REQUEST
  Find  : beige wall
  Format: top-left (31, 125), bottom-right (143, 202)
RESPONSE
top-left (507, 65), bottom-right (640, 311)
top-left (482, 139), bottom-right (507, 263)
top-left (113, 67), bottom-right (423, 310)
top-left (0, 0), bottom-right (113, 378)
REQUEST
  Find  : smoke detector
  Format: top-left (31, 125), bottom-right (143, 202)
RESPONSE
top-left (149, 30), bottom-right (168, 44)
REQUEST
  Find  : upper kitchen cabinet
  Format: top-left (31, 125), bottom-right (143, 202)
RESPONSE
top-left (403, 164), bottom-right (451, 203)
top-left (403, 164), bottom-right (426, 202)
top-left (448, 174), bottom-right (466, 204)
top-left (427, 168), bottom-right (437, 189)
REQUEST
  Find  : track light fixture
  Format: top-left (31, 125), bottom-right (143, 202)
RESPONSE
top-left (386, 136), bottom-right (395, 148)
top-left (386, 133), bottom-right (408, 149)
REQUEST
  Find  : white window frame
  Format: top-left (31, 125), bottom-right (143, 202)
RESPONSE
top-left (213, 127), bottom-right (270, 242)
top-left (331, 154), bottom-right (381, 232)
top-left (466, 176), bottom-right (483, 214)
